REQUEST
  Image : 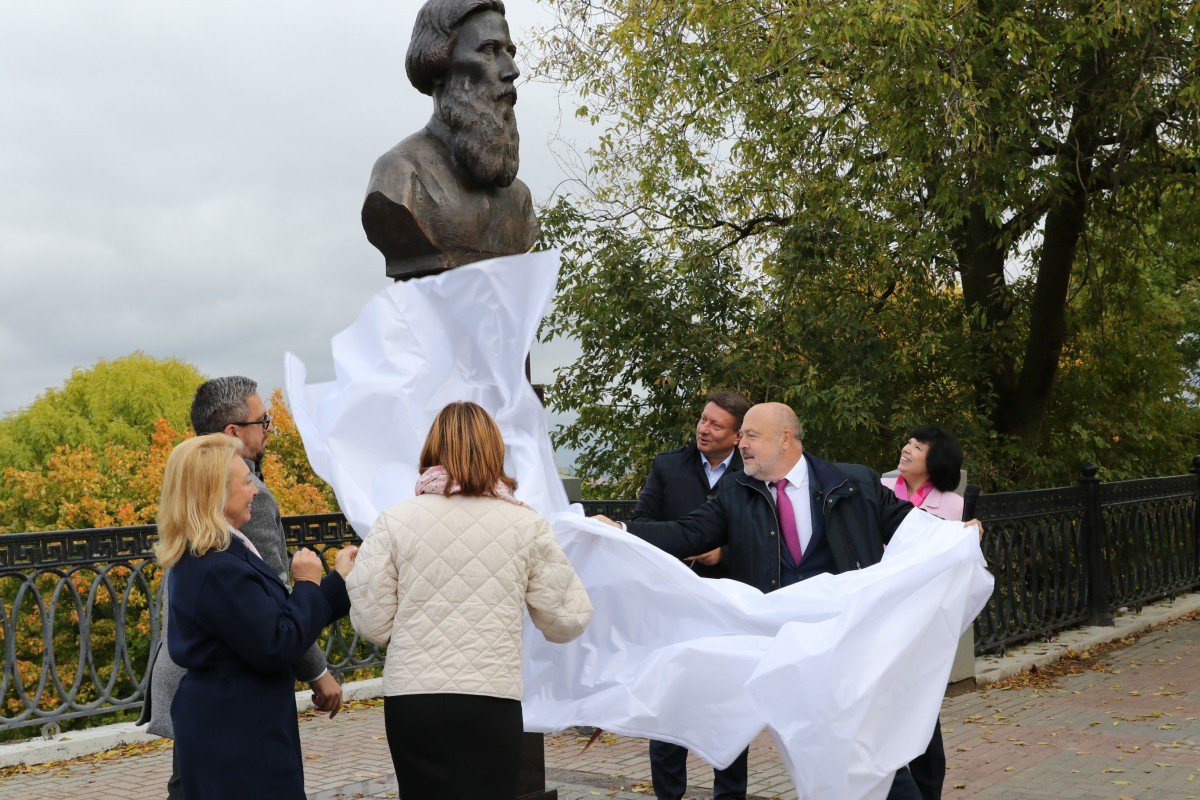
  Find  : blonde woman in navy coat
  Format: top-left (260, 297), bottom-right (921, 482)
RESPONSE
top-left (155, 434), bottom-right (356, 800)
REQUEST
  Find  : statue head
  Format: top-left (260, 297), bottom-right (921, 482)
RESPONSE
top-left (406, 0), bottom-right (520, 188)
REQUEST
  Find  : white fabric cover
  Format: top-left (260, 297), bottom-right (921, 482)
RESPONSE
top-left (284, 250), bottom-right (994, 800)
top-left (345, 493), bottom-right (592, 700)
top-left (530, 508), bottom-right (990, 800)
top-left (284, 250), bottom-right (568, 537)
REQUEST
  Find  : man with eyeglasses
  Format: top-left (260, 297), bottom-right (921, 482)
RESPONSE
top-left (138, 376), bottom-right (342, 799)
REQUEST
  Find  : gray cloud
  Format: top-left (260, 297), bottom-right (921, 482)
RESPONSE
top-left (0, 1), bottom-right (591, 422)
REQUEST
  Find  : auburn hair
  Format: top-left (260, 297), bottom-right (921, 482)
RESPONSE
top-left (419, 401), bottom-right (517, 497)
top-left (155, 434), bottom-right (240, 568)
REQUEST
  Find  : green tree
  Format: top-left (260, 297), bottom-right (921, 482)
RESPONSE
top-left (536, 0), bottom-right (1200, 490)
top-left (0, 360), bottom-right (340, 533)
top-left (0, 352), bottom-right (203, 471)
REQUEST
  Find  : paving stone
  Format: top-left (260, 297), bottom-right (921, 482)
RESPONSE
top-left (4, 616), bottom-right (1200, 799)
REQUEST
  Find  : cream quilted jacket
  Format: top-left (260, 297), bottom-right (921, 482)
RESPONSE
top-left (346, 494), bottom-right (592, 700)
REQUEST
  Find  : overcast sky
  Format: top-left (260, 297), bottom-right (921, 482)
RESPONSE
top-left (0, 2), bottom-right (590, 436)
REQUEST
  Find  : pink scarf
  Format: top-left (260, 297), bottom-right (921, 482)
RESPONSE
top-left (414, 465), bottom-right (528, 509)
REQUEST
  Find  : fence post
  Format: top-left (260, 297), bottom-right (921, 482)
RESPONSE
top-left (1191, 456), bottom-right (1200, 583)
top-left (1080, 463), bottom-right (1113, 626)
top-left (962, 484), bottom-right (980, 522)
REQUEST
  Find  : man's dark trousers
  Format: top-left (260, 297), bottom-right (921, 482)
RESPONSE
top-left (909, 725), bottom-right (945, 800)
top-left (649, 738), bottom-right (922, 800)
top-left (650, 740), bottom-right (749, 800)
top-left (635, 442), bottom-right (747, 798)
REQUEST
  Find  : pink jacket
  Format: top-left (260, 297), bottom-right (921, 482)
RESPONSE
top-left (881, 476), bottom-right (964, 522)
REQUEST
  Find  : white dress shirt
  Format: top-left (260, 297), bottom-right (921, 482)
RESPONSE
top-left (701, 449), bottom-right (737, 489)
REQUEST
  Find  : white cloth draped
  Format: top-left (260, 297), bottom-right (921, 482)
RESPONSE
top-left (284, 250), bottom-right (568, 534)
top-left (284, 250), bottom-right (994, 800)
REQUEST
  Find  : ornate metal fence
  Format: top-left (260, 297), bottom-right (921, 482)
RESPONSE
top-left (0, 504), bottom-right (624, 736)
top-left (3, 472), bottom-right (1198, 735)
top-left (966, 459), bottom-right (1200, 655)
top-left (967, 486), bottom-right (1091, 655)
top-left (0, 525), bottom-right (160, 737)
top-left (576, 500), bottom-right (639, 521)
top-left (0, 514), bottom-right (370, 737)
top-left (1102, 474), bottom-right (1200, 611)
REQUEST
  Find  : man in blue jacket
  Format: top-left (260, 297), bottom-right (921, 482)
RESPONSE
top-left (633, 389), bottom-right (751, 800)
top-left (605, 402), bottom-right (925, 799)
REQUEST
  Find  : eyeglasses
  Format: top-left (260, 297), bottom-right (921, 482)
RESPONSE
top-left (231, 413), bottom-right (272, 432)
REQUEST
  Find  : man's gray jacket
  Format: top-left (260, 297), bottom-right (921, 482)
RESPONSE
top-left (137, 459), bottom-right (329, 737)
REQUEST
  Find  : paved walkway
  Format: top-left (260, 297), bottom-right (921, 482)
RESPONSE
top-left (3, 615), bottom-right (1199, 799)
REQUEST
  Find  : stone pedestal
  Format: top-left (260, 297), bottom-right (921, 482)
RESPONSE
top-left (947, 627), bottom-right (977, 694)
top-left (518, 732), bottom-right (557, 799)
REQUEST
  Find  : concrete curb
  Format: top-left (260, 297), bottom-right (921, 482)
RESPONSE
top-left (975, 591), bottom-right (1200, 685)
top-left (0, 722), bottom-right (159, 769)
top-left (295, 677), bottom-right (383, 711)
top-left (0, 677), bottom-right (384, 769)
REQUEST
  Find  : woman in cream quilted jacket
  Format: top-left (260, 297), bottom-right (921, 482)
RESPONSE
top-left (346, 401), bottom-right (592, 799)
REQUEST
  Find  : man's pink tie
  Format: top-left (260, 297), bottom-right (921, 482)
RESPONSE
top-left (775, 478), bottom-right (802, 564)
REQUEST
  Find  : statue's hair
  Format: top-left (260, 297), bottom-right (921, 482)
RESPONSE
top-left (406, 0), bottom-right (507, 96)
top-left (190, 376), bottom-right (257, 435)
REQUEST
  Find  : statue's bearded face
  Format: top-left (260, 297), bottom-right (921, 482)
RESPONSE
top-left (436, 10), bottom-right (521, 188)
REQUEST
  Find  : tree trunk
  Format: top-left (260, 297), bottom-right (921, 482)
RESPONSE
top-left (996, 48), bottom-right (1104, 447)
top-left (956, 201), bottom-right (1015, 428)
top-left (1002, 192), bottom-right (1089, 444)
top-left (960, 46), bottom-right (1105, 450)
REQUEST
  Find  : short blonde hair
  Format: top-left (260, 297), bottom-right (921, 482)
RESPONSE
top-left (154, 434), bottom-right (241, 568)
top-left (419, 401), bottom-right (516, 497)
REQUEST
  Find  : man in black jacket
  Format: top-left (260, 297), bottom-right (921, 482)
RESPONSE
top-left (599, 402), bottom-right (925, 799)
top-left (634, 389), bottom-right (751, 576)
top-left (633, 389), bottom-right (752, 800)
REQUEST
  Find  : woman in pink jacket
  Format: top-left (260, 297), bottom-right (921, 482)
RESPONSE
top-left (881, 423), bottom-right (964, 800)
top-left (882, 424), bottom-right (964, 522)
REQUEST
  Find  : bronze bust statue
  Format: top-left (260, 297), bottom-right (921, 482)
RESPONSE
top-left (363, 0), bottom-right (540, 281)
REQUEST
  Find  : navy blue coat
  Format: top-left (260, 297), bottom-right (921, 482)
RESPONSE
top-left (629, 451), bottom-right (913, 593)
top-left (167, 537), bottom-right (350, 800)
top-left (633, 441), bottom-right (742, 578)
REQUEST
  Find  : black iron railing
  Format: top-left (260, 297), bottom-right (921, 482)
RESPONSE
top-left (0, 514), bottom-right (371, 737)
top-left (965, 458), bottom-right (1200, 655)
top-left (966, 485), bottom-right (1091, 655)
top-left (575, 499), bottom-right (639, 521)
top-left (0, 524), bottom-right (161, 736)
top-left (0, 504), bottom-right (623, 735)
top-left (1101, 474), bottom-right (1199, 611)
top-left (3, 471), bottom-right (1199, 734)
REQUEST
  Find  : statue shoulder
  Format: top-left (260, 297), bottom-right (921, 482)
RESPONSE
top-left (510, 176), bottom-right (534, 205)
top-left (514, 179), bottom-right (540, 243)
top-left (367, 128), bottom-right (447, 198)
